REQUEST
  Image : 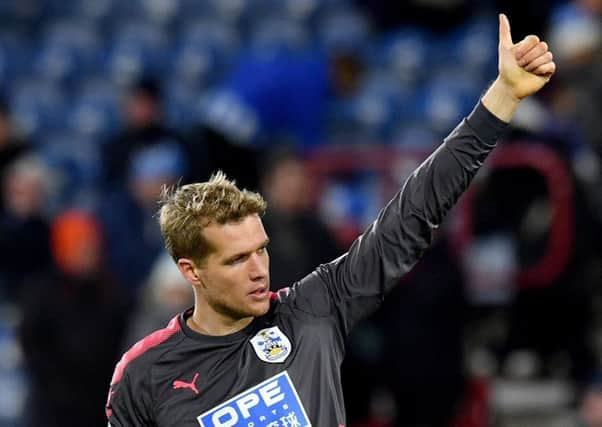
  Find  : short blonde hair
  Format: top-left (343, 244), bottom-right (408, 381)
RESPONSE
top-left (158, 172), bottom-right (266, 264)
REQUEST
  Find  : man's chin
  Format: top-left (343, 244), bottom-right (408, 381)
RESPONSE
top-left (248, 300), bottom-right (270, 317)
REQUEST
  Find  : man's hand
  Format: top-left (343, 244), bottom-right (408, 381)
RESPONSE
top-left (498, 13), bottom-right (556, 100)
top-left (482, 14), bottom-right (556, 122)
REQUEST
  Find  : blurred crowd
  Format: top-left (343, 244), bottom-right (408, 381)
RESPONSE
top-left (0, 0), bottom-right (601, 426)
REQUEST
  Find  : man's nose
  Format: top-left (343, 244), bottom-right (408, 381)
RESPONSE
top-left (248, 253), bottom-right (268, 279)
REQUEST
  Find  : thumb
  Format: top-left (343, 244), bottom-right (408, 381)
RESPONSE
top-left (499, 13), bottom-right (513, 49)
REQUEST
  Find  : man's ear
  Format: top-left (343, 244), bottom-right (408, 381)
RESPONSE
top-left (177, 258), bottom-right (202, 286)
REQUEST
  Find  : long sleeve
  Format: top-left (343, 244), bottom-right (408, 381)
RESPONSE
top-left (107, 369), bottom-right (154, 426)
top-left (281, 102), bottom-right (508, 337)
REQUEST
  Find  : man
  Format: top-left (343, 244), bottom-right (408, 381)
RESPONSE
top-left (101, 78), bottom-right (197, 189)
top-left (106, 15), bottom-right (556, 426)
top-left (98, 142), bottom-right (188, 294)
top-left (259, 145), bottom-right (342, 289)
top-left (20, 210), bottom-right (127, 427)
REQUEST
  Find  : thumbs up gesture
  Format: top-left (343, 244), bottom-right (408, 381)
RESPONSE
top-left (497, 13), bottom-right (556, 100)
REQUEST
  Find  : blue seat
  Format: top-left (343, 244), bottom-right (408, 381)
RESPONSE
top-left (318, 7), bottom-right (371, 54)
top-left (391, 121), bottom-right (439, 149)
top-left (249, 17), bottom-right (309, 55)
top-left (171, 20), bottom-right (240, 86)
top-left (379, 27), bottom-right (434, 86)
top-left (244, 0), bottom-right (321, 23)
top-left (68, 78), bottom-right (122, 139)
top-left (428, 64), bottom-right (483, 104)
top-left (415, 79), bottom-right (475, 136)
top-left (176, 0), bottom-right (220, 22)
top-left (39, 131), bottom-right (102, 209)
top-left (135, 0), bottom-right (181, 25)
top-left (0, 0), bottom-right (19, 18)
top-left (163, 78), bottom-right (206, 128)
top-left (433, 16), bottom-right (497, 76)
top-left (75, 0), bottom-right (117, 22)
top-left (105, 21), bottom-right (169, 84)
top-left (9, 80), bottom-right (67, 139)
top-left (33, 20), bottom-right (101, 84)
top-left (0, 34), bottom-right (31, 92)
top-left (346, 72), bottom-right (409, 141)
top-left (318, 173), bottom-right (381, 231)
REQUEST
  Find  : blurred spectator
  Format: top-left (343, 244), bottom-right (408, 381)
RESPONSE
top-left (344, 236), bottom-right (467, 426)
top-left (97, 143), bottom-right (187, 294)
top-left (355, 0), bottom-right (476, 33)
top-left (548, 1), bottom-right (602, 161)
top-left (122, 251), bottom-right (192, 348)
top-left (349, 387), bottom-right (395, 427)
top-left (183, 122), bottom-right (262, 191)
top-left (463, 151), bottom-right (601, 383)
top-left (184, 43), bottom-right (365, 192)
top-left (582, 373), bottom-right (602, 426)
top-left (0, 100), bottom-right (30, 179)
top-left (18, 210), bottom-right (127, 427)
top-left (0, 155), bottom-right (54, 303)
top-left (203, 45), bottom-right (364, 153)
top-left (101, 78), bottom-right (197, 188)
top-left (494, 0), bottom-right (563, 40)
top-left (0, 100), bottom-right (32, 212)
top-left (259, 146), bottom-right (342, 289)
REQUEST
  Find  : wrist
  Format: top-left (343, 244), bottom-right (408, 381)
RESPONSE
top-left (480, 78), bottom-right (521, 123)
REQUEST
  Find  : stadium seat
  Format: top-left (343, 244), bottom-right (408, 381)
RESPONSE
top-left (0, 34), bottom-right (30, 92)
top-left (391, 121), bottom-right (439, 149)
top-left (379, 27), bottom-right (433, 86)
top-left (40, 131), bottom-right (102, 208)
top-left (9, 79), bottom-right (67, 139)
top-left (249, 17), bottom-right (309, 55)
top-left (171, 20), bottom-right (240, 86)
top-left (136, 0), bottom-right (180, 26)
top-left (354, 70), bottom-right (418, 140)
top-left (105, 21), bottom-right (169, 84)
top-left (33, 20), bottom-right (101, 84)
top-left (433, 16), bottom-right (497, 77)
top-left (163, 78), bottom-right (206, 128)
top-left (413, 78), bottom-right (477, 136)
top-left (177, 0), bottom-right (243, 24)
top-left (68, 77), bottom-right (122, 139)
top-left (318, 7), bottom-right (371, 54)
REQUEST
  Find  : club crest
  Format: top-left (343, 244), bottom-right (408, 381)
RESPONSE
top-left (250, 326), bottom-right (291, 363)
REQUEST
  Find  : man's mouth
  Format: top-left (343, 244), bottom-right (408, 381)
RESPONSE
top-left (249, 287), bottom-right (268, 298)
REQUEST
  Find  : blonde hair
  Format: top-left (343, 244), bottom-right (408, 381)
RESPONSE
top-left (158, 172), bottom-right (266, 264)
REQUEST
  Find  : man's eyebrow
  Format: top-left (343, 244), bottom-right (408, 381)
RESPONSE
top-left (223, 238), bottom-right (270, 262)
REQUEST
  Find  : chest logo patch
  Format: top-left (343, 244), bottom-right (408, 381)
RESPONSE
top-left (250, 326), bottom-right (291, 363)
top-left (197, 371), bottom-right (310, 427)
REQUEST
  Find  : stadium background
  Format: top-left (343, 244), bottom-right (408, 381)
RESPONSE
top-left (0, 0), bottom-right (601, 425)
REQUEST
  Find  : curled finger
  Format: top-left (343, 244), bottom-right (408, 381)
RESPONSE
top-left (518, 41), bottom-right (548, 67)
top-left (533, 61), bottom-right (556, 76)
top-left (525, 51), bottom-right (554, 72)
top-left (514, 35), bottom-right (540, 60)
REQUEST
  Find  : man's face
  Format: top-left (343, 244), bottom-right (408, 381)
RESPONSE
top-left (264, 159), bottom-right (308, 214)
top-left (582, 388), bottom-right (602, 427)
top-left (125, 93), bottom-right (159, 129)
top-left (195, 214), bottom-right (271, 322)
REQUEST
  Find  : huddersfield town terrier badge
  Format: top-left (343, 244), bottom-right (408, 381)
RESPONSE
top-left (250, 326), bottom-right (291, 363)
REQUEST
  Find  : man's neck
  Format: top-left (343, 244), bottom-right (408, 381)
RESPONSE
top-left (186, 306), bottom-right (254, 336)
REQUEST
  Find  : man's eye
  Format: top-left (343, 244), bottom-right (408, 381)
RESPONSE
top-left (257, 247), bottom-right (265, 254)
top-left (229, 256), bottom-right (246, 265)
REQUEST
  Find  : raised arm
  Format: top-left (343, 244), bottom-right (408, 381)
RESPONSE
top-left (288, 14), bottom-right (556, 335)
